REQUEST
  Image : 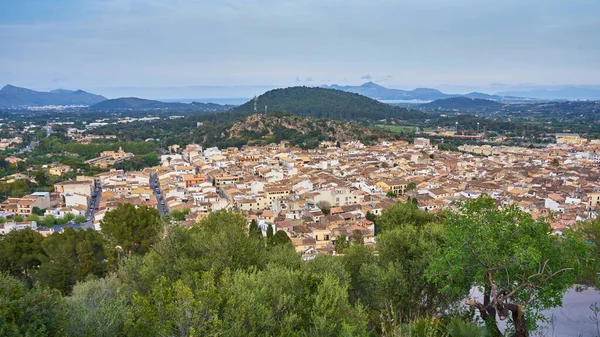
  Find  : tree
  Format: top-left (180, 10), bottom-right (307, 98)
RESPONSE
top-left (386, 190), bottom-right (397, 198)
top-left (350, 229), bottom-right (364, 245)
top-left (170, 208), bottom-right (190, 221)
top-left (12, 215), bottom-right (23, 222)
top-left (335, 235), bottom-right (350, 254)
top-left (272, 230), bottom-right (292, 247)
top-left (376, 201), bottom-right (435, 234)
top-left (316, 200), bottom-right (331, 215)
top-left (101, 204), bottom-right (162, 256)
top-left (0, 273), bottom-right (67, 336)
top-left (406, 182), bottom-right (417, 191)
top-left (428, 196), bottom-right (589, 336)
top-left (73, 214), bottom-right (86, 224)
top-left (65, 276), bottom-right (129, 336)
top-left (346, 203), bottom-right (453, 333)
top-left (126, 275), bottom-right (222, 336)
top-left (249, 219), bottom-right (263, 242)
top-left (32, 206), bottom-right (45, 216)
top-left (34, 170), bottom-right (49, 187)
top-left (27, 214), bottom-right (40, 222)
top-left (572, 219), bottom-right (600, 286)
top-left (219, 264), bottom-right (368, 336)
top-left (42, 215), bottom-right (56, 227)
top-left (551, 158), bottom-right (560, 167)
top-left (266, 224), bottom-right (274, 246)
top-left (36, 228), bottom-right (108, 295)
top-left (64, 213), bottom-right (75, 223)
top-left (0, 228), bottom-right (45, 279)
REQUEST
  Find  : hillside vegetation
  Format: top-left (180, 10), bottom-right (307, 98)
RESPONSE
top-left (232, 86), bottom-right (428, 120)
top-left (228, 114), bottom-right (390, 148)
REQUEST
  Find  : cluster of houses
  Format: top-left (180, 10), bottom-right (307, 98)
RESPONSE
top-left (0, 177), bottom-right (95, 235)
top-left (4, 137), bottom-right (600, 256)
top-left (84, 147), bottom-right (134, 168)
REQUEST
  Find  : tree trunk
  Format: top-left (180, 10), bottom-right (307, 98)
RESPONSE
top-left (465, 300), bottom-right (503, 337)
top-left (483, 286), bottom-right (502, 337)
top-left (505, 303), bottom-right (528, 337)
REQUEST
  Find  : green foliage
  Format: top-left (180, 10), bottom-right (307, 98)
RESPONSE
top-left (101, 204), bottom-right (162, 255)
top-left (249, 219), bottom-right (263, 242)
top-left (335, 235), bottom-right (350, 254)
top-left (170, 208), bottom-right (190, 221)
top-left (0, 228), bottom-right (45, 280)
top-left (572, 219), bottom-right (600, 286)
top-left (127, 274), bottom-right (222, 336)
top-left (31, 206), bottom-right (45, 216)
top-left (347, 204), bottom-right (455, 333)
top-left (232, 86), bottom-right (427, 121)
top-left (220, 264), bottom-right (368, 336)
top-left (427, 196), bottom-right (590, 335)
top-left (0, 273), bottom-right (67, 336)
top-left (272, 230), bottom-right (292, 247)
top-left (73, 214), bottom-right (86, 224)
top-left (36, 228), bottom-right (108, 294)
top-left (376, 201), bottom-right (436, 234)
top-left (266, 223), bottom-right (274, 246)
top-left (0, 179), bottom-right (34, 199)
top-left (65, 276), bottom-right (130, 337)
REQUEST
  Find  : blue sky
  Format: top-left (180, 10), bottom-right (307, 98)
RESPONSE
top-left (1, 0), bottom-right (599, 98)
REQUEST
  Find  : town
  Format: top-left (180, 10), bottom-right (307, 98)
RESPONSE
top-left (3, 130), bottom-right (600, 259)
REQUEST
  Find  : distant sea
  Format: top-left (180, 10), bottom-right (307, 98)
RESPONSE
top-left (379, 99), bottom-right (431, 104)
top-left (161, 98), bottom-right (250, 105)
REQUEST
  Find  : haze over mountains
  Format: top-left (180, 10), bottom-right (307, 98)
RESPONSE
top-left (2, 82), bottom-right (600, 110)
top-left (0, 85), bottom-right (106, 108)
top-left (323, 82), bottom-right (525, 102)
top-left (89, 97), bottom-right (233, 111)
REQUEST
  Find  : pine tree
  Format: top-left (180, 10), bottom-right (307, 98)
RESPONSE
top-left (266, 224), bottom-right (274, 246)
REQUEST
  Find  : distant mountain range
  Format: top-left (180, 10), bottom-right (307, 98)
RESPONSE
top-left (89, 97), bottom-right (234, 111)
top-left (497, 87), bottom-right (600, 100)
top-left (322, 82), bottom-right (456, 101)
top-left (0, 85), bottom-right (106, 108)
top-left (232, 86), bottom-right (427, 120)
top-left (322, 82), bottom-right (515, 102)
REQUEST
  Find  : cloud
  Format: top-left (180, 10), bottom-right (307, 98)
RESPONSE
top-left (1, 0), bottom-right (599, 89)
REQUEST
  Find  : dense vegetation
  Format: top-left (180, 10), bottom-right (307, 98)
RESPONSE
top-left (232, 86), bottom-right (428, 121)
top-left (0, 197), bottom-right (596, 336)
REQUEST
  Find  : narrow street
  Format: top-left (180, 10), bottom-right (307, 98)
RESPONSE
top-left (83, 184), bottom-right (101, 230)
top-left (150, 173), bottom-right (168, 216)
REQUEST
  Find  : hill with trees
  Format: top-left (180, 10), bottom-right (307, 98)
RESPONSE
top-left (422, 97), bottom-right (505, 111)
top-left (231, 86), bottom-right (428, 120)
top-left (227, 113), bottom-right (392, 148)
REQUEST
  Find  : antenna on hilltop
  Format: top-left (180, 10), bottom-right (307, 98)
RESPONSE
top-left (253, 96), bottom-right (258, 113)
top-left (265, 105), bottom-right (268, 115)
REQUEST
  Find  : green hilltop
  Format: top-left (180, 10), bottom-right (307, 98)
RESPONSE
top-left (232, 86), bottom-right (427, 120)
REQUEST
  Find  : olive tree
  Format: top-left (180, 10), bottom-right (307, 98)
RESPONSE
top-left (428, 197), bottom-right (590, 336)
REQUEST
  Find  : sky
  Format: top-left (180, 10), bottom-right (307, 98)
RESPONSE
top-left (1, 0), bottom-right (599, 98)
